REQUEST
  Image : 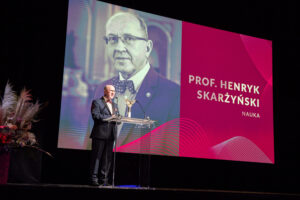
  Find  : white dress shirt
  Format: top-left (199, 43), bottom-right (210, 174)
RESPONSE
top-left (103, 96), bottom-right (113, 114)
top-left (117, 62), bottom-right (150, 116)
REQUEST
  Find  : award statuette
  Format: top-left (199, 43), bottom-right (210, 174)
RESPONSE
top-left (125, 98), bottom-right (136, 118)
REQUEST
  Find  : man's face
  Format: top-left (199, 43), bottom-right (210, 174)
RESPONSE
top-left (105, 14), bottom-right (152, 79)
top-left (104, 85), bottom-right (116, 100)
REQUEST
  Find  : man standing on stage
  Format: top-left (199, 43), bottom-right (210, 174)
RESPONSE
top-left (89, 85), bottom-right (118, 186)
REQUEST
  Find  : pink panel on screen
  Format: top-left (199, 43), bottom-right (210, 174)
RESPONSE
top-left (180, 22), bottom-right (274, 163)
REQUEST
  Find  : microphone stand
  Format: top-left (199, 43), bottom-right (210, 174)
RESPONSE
top-left (112, 96), bottom-right (119, 187)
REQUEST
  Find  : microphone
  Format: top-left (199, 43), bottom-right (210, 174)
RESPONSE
top-left (114, 96), bottom-right (118, 103)
top-left (113, 96), bottom-right (120, 117)
top-left (135, 99), bottom-right (147, 119)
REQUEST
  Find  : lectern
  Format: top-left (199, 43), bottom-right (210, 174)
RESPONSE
top-left (104, 116), bottom-right (156, 188)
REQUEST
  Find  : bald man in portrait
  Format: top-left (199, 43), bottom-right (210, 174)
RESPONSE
top-left (94, 12), bottom-right (180, 147)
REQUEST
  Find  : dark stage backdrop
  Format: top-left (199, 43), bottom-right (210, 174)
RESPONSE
top-left (2, 0), bottom-right (300, 193)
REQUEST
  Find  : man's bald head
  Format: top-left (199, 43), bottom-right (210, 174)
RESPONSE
top-left (106, 12), bottom-right (148, 39)
top-left (104, 85), bottom-right (116, 100)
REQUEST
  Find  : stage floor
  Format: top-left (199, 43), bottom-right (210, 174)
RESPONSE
top-left (1, 183), bottom-right (300, 200)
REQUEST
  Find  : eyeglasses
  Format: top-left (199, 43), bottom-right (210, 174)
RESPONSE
top-left (104, 34), bottom-right (147, 46)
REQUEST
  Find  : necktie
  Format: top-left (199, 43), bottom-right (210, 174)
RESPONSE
top-left (112, 77), bottom-right (136, 94)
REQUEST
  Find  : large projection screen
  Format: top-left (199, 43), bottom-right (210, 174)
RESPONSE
top-left (58, 0), bottom-right (273, 164)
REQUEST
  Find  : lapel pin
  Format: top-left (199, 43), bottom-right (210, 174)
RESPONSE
top-left (146, 92), bottom-right (151, 98)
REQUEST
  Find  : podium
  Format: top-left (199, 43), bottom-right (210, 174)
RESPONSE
top-left (104, 116), bottom-right (156, 187)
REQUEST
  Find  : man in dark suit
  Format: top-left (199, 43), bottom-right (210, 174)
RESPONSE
top-left (93, 12), bottom-right (180, 146)
top-left (89, 85), bottom-right (118, 186)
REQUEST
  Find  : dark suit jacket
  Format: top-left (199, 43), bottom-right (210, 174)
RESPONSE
top-left (94, 67), bottom-right (180, 126)
top-left (90, 96), bottom-right (118, 140)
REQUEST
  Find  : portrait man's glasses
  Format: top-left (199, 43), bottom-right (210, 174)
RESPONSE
top-left (104, 34), bottom-right (148, 46)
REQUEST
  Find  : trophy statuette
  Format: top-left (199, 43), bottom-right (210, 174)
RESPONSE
top-left (125, 98), bottom-right (136, 118)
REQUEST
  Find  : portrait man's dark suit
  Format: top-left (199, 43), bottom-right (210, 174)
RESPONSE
top-left (89, 95), bottom-right (118, 186)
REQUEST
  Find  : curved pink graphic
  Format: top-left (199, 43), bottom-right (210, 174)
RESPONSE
top-left (212, 136), bottom-right (272, 163)
top-left (179, 118), bottom-right (213, 158)
top-left (116, 118), bottom-right (212, 157)
top-left (115, 116), bottom-right (273, 164)
top-left (116, 118), bottom-right (180, 156)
